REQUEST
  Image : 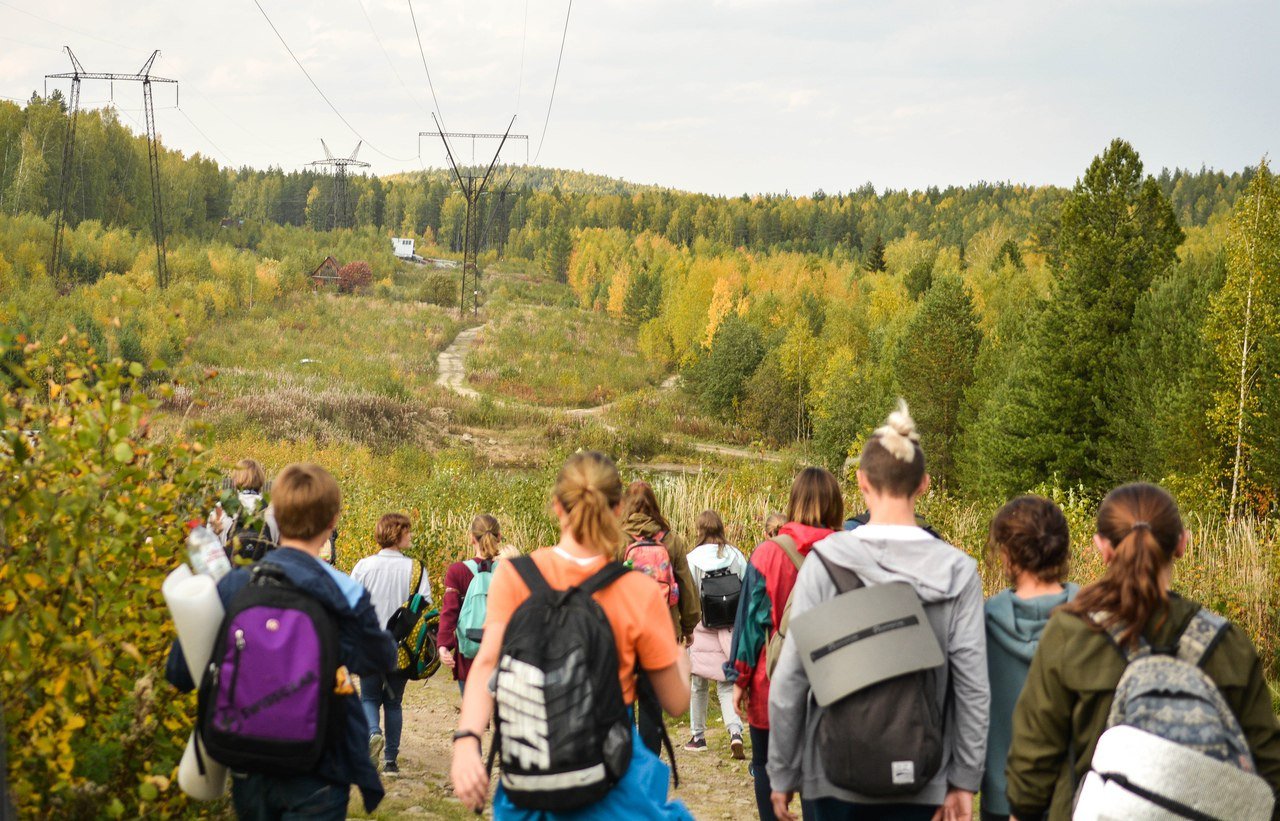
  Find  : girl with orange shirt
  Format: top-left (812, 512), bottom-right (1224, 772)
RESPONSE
top-left (449, 451), bottom-right (693, 819)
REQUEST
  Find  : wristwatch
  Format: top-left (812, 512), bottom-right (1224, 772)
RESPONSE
top-left (452, 729), bottom-right (483, 748)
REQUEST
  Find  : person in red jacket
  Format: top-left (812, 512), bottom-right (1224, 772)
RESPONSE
top-left (437, 514), bottom-right (502, 693)
top-left (727, 467), bottom-right (844, 821)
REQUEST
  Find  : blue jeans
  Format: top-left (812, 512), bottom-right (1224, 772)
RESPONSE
top-left (360, 672), bottom-right (408, 762)
top-left (230, 772), bottom-right (348, 820)
top-left (750, 726), bottom-right (776, 821)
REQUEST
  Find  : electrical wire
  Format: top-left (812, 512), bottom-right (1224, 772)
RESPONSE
top-left (252, 0), bottom-right (414, 162)
top-left (533, 0), bottom-right (573, 164)
top-left (354, 0), bottom-right (432, 117)
top-left (177, 107), bottom-right (236, 165)
top-left (406, 0), bottom-right (448, 131)
top-left (515, 0), bottom-right (530, 115)
top-left (0, 0), bottom-right (148, 56)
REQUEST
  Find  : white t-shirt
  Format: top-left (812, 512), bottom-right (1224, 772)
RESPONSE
top-left (686, 542), bottom-right (748, 595)
top-left (350, 549), bottom-right (433, 629)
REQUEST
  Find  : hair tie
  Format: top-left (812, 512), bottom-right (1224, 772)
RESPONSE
top-left (1130, 521), bottom-right (1151, 534)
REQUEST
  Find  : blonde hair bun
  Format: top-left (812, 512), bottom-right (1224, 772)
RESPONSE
top-left (873, 399), bottom-right (920, 463)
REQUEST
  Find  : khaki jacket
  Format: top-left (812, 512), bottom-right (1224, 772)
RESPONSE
top-left (1006, 594), bottom-right (1280, 820)
top-left (621, 512), bottom-right (701, 641)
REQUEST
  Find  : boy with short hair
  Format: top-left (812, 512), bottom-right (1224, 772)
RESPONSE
top-left (167, 462), bottom-right (397, 819)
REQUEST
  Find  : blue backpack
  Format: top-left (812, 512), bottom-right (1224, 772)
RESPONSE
top-left (456, 559), bottom-right (494, 658)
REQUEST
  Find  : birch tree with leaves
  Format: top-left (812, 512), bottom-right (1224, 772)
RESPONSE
top-left (1205, 160), bottom-right (1280, 517)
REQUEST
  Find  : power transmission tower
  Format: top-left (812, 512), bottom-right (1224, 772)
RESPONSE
top-left (308, 141), bottom-right (370, 230)
top-left (420, 117), bottom-right (527, 317)
top-left (45, 48), bottom-right (177, 290)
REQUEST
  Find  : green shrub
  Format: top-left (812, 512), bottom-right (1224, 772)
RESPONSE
top-left (0, 333), bottom-right (218, 818)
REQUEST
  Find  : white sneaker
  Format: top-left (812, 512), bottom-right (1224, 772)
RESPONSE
top-left (369, 732), bottom-right (385, 772)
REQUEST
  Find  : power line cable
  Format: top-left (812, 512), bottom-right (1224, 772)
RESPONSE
top-left (354, 0), bottom-right (432, 117)
top-left (515, 0), bottom-right (530, 115)
top-left (252, 0), bottom-right (414, 162)
top-left (533, 0), bottom-right (573, 164)
top-left (405, 0), bottom-right (448, 132)
top-left (0, 0), bottom-right (148, 55)
top-left (177, 107), bottom-right (236, 165)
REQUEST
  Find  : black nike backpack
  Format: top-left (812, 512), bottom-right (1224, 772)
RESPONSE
top-left (488, 556), bottom-right (635, 810)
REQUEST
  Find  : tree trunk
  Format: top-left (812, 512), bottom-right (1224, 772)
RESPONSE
top-left (1228, 192), bottom-right (1264, 519)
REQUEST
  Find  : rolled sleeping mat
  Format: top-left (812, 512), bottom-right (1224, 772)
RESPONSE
top-left (1073, 725), bottom-right (1275, 821)
top-left (162, 566), bottom-right (229, 800)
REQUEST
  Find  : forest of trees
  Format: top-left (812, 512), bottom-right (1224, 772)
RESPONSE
top-left (2, 94), bottom-right (1277, 514)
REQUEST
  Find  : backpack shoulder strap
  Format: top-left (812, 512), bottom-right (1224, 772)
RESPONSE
top-left (1176, 607), bottom-right (1230, 667)
top-left (811, 548), bottom-right (865, 595)
top-left (1091, 610), bottom-right (1151, 663)
top-left (511, 555), bottom-right (553, 597)
top-left (411, 561), bottom-right (425, 596)
top-left (773, 534), bottom-right (803, 571)
top-left (463, 558), bottom-right (479, 576)
top-left (578, 561), bottom-right (630, 597)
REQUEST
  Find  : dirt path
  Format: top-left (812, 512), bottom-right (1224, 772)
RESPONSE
top-left (435, 327), bottom-right (780, 463)
top-left (350, 674), bottom-right (756, 819)
top-left (435, 325), bottom-right (487, 400)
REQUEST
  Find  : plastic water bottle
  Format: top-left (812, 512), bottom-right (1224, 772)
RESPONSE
top-left (187, 525), bottom-right (232, 581)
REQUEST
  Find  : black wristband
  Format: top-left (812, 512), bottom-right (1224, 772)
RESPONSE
top-left (452, 729), bottom-right (483, 747)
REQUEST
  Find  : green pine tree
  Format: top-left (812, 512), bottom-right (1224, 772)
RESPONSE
top-left (979, 139), bottom-right (1183, 494)
top-left (865, 234), bottom-right (887, 272)
top-left (894, 276), bottom-right (982, 488)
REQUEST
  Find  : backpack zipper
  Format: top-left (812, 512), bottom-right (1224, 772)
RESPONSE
top-left (227, 628), bottom-right (246, 707)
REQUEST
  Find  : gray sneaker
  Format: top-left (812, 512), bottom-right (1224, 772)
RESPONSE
top-left (369, 732), bottom-right (385, 772)
top-left (730, 732), bottom-right (745, 760)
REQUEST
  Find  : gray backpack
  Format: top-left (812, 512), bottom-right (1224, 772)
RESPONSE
top-left (810, 551), bottom-right (943, 797)
top-left (1072, 609), bottom-right (1269, 820)
top-left (1101, 608), bottom-right (1254, 770)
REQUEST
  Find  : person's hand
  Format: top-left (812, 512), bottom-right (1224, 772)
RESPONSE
top-left (210, 505), bottom-right (225, 529)
top-left (930, 788), bottom-right (973, 821)
top-left (733, 682), bottom-right (749, 716)
top-left (770, 791), bottom-right (797, 821)
top-left (450, 734), bottom-right (488, 812)
top-left (439, 647), bottom-right (455, 670)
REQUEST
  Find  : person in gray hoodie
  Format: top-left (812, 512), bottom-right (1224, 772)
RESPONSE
top-left (981, 496), bottom-right (1077, 821)
top-left (767, 400), bottom-right (989, 821)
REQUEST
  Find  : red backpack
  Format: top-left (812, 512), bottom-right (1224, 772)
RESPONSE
top-left (625, 531), bottom-right (679, 608)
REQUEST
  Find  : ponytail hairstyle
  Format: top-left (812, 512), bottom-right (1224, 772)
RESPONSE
top-left (986, 495), bottom-right (1071, 585)
top-left (553, 451), bottom-right (625, 559)
top-left (620, 480), bottom-right (670, 533)
top-left (470, 513), bottom-right (502, 560)
top-left (763, 512), bottom-right (787, 540)
top-left (859, 399), bottom-right (926, 498)
top-left (1062, 483), bottom-right (1184, 649)
top-left (695, 510), bottom-right (728, 559)
top-left (786, 467), bottom-right (845, 530)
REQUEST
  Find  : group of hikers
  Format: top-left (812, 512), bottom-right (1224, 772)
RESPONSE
top-left (163, 400), bottom-right (1280, 821)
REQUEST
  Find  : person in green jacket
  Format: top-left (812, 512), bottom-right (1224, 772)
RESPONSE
top-left (1005, 483), bottom-right (1280, 821)
top-left (982, 496), bottom-right (1077, 821)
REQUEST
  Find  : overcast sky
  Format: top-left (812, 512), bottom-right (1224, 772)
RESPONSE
top-left (2, 0), bottom-right (1276, 196)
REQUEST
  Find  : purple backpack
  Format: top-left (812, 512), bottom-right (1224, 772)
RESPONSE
top-left (197, 563), bottom-right (340, 775)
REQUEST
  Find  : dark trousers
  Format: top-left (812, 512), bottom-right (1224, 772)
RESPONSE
top-left (800, 797), bottom-right (938, 821)
top-left (230, 772), bottom-right (348, 820)
top-left (750, 725), bottom-right (776, 821)
top-left (636, 672), bottom-right (663, 755)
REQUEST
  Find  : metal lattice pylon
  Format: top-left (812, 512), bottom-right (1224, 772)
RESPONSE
top-left (45, 48), bottom-right (177, 289)
top-left (309, 141), bottom-right (370, 230)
